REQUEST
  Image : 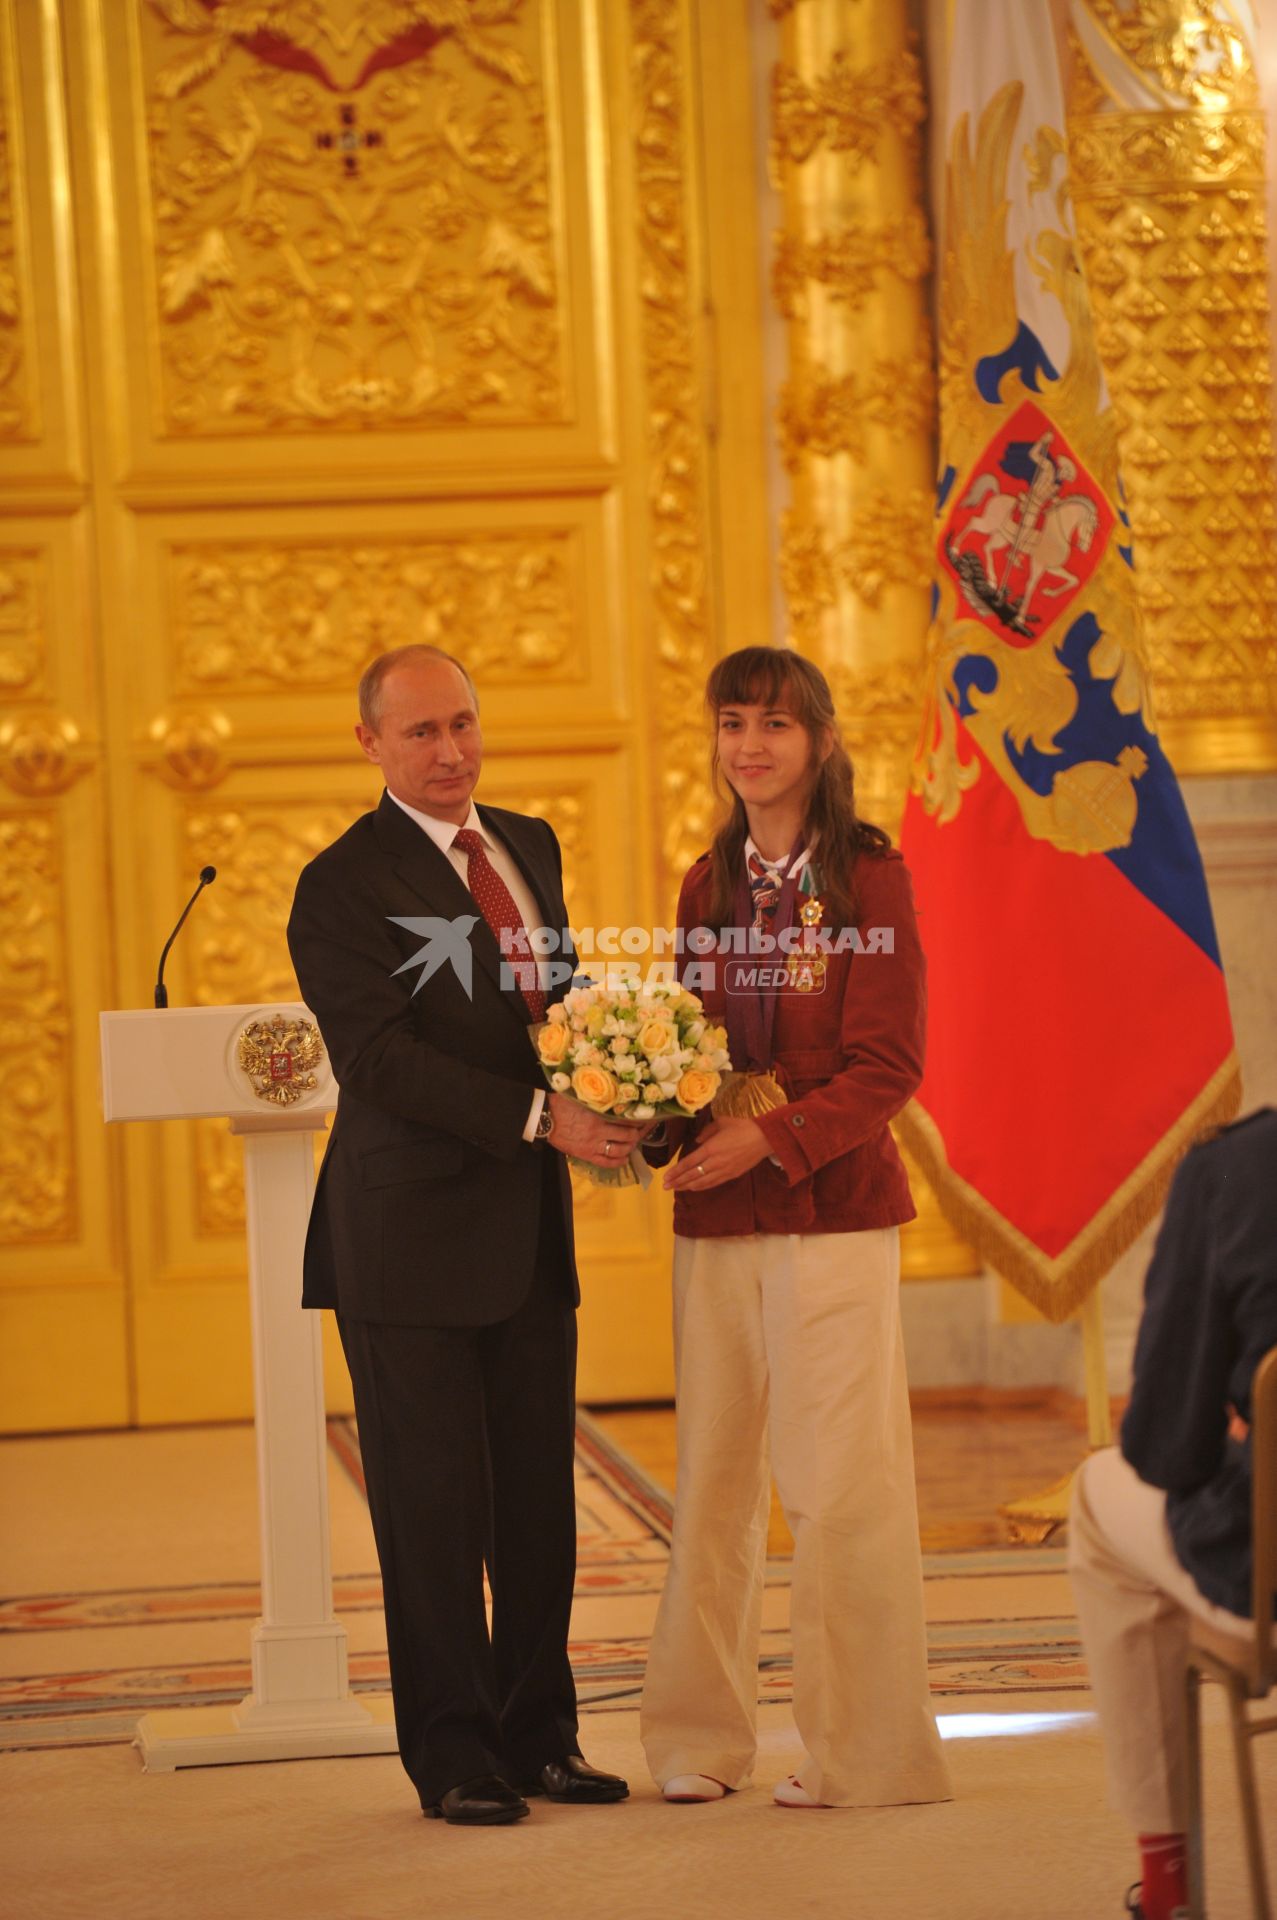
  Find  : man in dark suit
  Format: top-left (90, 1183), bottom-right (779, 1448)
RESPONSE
top-left (288, 644), bottom-right (644, 1825)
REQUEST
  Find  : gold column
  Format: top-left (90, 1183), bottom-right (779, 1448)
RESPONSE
top-left (1065, 1), bottom-right (1277, 773)
top-left (770, 0), bottom-right (932, 831)
top-left (770, 0), bottom-right (977, 1281)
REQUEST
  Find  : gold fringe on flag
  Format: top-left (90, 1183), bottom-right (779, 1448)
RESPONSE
top-left (893, 1051), bottom-right (1243, 1321)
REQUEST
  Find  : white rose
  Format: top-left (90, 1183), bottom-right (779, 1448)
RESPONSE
top-left (633, 1103), bottom-right (655, 1119)
top-left (551, 1072), bottom-right (571, 1091)
top-left (658, 1080), bottom-right (679, 1101)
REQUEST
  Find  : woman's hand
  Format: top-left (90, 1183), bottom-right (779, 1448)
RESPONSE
top-left (662, 1116), bottom-right (771, 1191)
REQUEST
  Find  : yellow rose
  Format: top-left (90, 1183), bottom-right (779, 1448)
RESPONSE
top-left (638, 1017), bottom-right (675, 1057)
top-left (537, 1022), bottom-right (571, 1065)
top-left (705, 1024), bottom-right (729, 1053)
top-left (584, 1006), bottom-right (607, 1037)
top-left (676, 1067), bottom-right (721, 1113)
top-left (572, 1065), bottom-right (620, 1111)
top-left (613, 1083), bottom-right (640, 1107)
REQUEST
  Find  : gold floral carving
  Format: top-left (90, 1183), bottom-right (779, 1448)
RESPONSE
top-left (170, 534), bottom-right (576, 692)
top-left (771, 46), bottom-right (925, 169)
top-left (0, 812), bottom-right (74, 1242)
top-left (0, 27), bottom-right (33, 442)
top-left (1079, 0), bottom-right (1257, 112)
top-left (778, 346), bottom-right (935, 472)
top-left (779, 489), bottom-right (932, 635)
top-left (772, 213), bottom-right (931, 320)
top-left (631, 0), bottom-right (716, 883)
top-left (1067, 58), bottom-right (1277, 762)
top-left (0, 550), bottom-right (47, 695)
top-left (139, 0), bottom-right (562, 433)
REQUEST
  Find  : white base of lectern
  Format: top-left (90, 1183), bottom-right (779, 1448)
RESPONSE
top-left (137, 1693), bottom-right (398, 1771)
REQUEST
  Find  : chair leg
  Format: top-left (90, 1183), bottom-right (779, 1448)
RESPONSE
top-left (1186, 1664), bottom-right (1208, 1920)
top-left (1223, 1679), bottom-right (1272, 1920)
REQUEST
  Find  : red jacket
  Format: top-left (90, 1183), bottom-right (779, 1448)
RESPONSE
top-left (669, 846), bottom-right (924, 1238)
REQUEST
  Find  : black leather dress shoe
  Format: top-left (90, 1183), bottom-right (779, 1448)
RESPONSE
top-left (519, 1755), bottom-right (629, 1804)
top-left (424, 1775), bottom-right (529, 1826)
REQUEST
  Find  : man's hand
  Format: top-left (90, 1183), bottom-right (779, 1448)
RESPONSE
top-left (547, 1092), bottom-right (655, 1169)
top-left (662, 1116), bottom-right (771, 1191)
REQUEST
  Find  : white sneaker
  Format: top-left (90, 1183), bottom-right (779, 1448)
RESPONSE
top-left (662, 1773), bottom-right (727, 1802)
top-left (773, 1775), bottom-right (829, 1808)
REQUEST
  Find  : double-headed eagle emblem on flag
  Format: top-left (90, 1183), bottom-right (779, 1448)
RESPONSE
top-left (914, 80), bottom-right (1154, 859)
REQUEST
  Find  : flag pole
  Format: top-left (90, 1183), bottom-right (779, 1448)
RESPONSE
top-left (999, 1286), bottom-right (1112, 1543)
top-left (1079, 1286), bottom-right (1112, 1450)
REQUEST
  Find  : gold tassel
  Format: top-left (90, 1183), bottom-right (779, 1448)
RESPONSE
top-left (711, 1071), bottom-right (789, 1120)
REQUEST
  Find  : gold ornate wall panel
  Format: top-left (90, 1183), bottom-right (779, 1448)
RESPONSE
top-left (1066, 3), bottom-right (1277, 773)
top-left (0, 0), bottom-right (128, 1447)
top-left (0, 0), bottom-right (81, 492)
top-left (0, 4), bottom-right (35, 444)
top-left (96, 0), bottom-right (612, 493)
top-left (0, 0), bottom-right (771, 1428)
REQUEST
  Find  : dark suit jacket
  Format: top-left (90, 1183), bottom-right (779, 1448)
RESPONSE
top-left (287, 792), bottom-right (578, 1327)
top-left (1121, 1107), bottom-right (1277, 1618)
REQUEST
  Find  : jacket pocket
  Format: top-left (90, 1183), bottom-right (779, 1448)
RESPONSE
top-left (361, 1139), bottom-right (464, 1187)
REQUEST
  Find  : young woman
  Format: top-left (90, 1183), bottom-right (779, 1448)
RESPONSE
top-left (640, 646), bottom-right (950, 1810)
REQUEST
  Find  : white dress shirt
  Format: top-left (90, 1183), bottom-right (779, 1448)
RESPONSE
top-left (388, 792), bottom-right (547, 1139)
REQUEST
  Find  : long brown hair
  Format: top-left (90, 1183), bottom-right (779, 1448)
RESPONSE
top-left (704, 646), bottom-right (890, 930)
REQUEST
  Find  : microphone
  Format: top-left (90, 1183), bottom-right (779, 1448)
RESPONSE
top-left (154, 866), bottom-right (217, 1008)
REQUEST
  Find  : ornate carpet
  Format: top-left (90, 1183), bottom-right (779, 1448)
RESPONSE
top-left (0, 1413), bottom-right (1083, 1754)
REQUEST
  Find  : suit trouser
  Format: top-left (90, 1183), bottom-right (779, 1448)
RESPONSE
top-left (338, 1178), bottom-right (580, 1806)
top-left (1067, 1447), bottom-right (1252, 1832)
top-left (640, 1228), bottom-right (951, 1807)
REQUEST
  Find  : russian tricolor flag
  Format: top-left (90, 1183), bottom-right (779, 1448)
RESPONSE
top-left (898, 0), bottom-right (1238, 1318)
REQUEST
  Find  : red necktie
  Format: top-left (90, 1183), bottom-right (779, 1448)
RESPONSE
top-left (452, 828), bottom-right (546, 1023)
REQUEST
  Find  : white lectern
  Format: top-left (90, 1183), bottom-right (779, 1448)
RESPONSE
top-left (100, 1004), bottom-right (397, 1770)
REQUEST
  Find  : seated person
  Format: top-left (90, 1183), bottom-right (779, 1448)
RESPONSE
top-left (1068, 1105), bottom-right (1277, 1920)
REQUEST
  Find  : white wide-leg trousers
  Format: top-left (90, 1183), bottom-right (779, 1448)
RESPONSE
top-left (1068, 1446), bottom-right (1252, 1832)
top-left (640, 1228), bottom-right (951, 1807)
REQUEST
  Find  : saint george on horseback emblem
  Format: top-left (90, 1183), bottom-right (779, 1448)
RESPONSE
top-left (938, 399), bottom-right (1116, 646)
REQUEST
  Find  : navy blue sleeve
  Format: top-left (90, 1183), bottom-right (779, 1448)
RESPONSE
top-left (1120, 1146), bottom-right (1234, 1493)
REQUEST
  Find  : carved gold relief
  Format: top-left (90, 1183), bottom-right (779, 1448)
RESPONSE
top-left (1079, 0), bottom-right (1257, 111)
top-left (772, 214), bottom-right (931, 320)
top-left (778, 347), bottom-right (935, 471)
top-left (0, 713), bottom-right (91, 796)
top-left (771, 47), bottom-right (926, 169)
top-left (0, 812), bottom-right (73, 1242)
top-left (631, 0), bottom-right (717, 883)
top-left (139, 0), bottom-right (561, 433)
top-left (0, 550), bottom-right (47, 695)
top-left (147, 709), bottom-right (232, 789)
top-left (170, 533), bottom-right (576, 693)
top-left (0, 20), bottom-right (34, 443)
top-left (1066, 27), bottom-right (1277, 768)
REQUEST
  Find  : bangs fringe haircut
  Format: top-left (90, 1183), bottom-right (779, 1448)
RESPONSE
top-left (704, 646), bottom-right (890, 931)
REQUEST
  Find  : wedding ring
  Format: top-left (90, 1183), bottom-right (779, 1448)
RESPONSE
top-left (696, 1163), bottom-right (706, 1176)
top-left (604, 1142), bottom-right (612, 1156)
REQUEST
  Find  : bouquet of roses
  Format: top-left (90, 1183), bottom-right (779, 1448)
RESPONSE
top-left (534, 978), bottom-right (731, 1185)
